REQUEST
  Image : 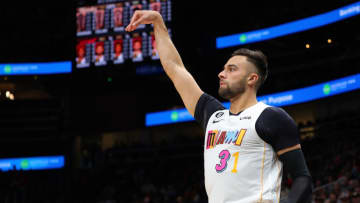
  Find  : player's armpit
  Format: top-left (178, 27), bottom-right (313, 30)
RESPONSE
top-left (277, 144), bottom-right (301, 156)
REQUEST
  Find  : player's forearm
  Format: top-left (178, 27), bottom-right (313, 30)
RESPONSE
top-left (284, 176), bottom-right (312, 203)
top-left (153, 15), bottom-right (186, 80)
top-left (126, 11), bottom-right (203, 116)
top-left (279, 149), bottom-right (313, 203)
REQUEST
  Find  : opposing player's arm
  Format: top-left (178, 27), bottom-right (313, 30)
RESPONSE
top-left (126, 11), bottom-right (203, 116)
top-left (256, 107), bottom-right (312, 203)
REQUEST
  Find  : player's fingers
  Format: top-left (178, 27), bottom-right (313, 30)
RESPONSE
top-left (126, 11), bottom-right (142, 31)
top-left (125, 15), bottom-right (135, 31)
top-left (131, 15), bottom-right (146, 28)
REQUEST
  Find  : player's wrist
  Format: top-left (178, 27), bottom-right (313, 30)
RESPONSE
top-left (153, 12), bottom-right (164, 26)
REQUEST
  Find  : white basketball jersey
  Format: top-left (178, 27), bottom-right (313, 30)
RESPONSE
top-left (204, 102), bottom-right (283, 203)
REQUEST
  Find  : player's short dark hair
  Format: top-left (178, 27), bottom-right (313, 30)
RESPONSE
top-left (231, 48), bottom-right (268, 91)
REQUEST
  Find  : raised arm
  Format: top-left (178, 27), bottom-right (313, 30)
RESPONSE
top-left (126, 10), bottom-right (203, 116)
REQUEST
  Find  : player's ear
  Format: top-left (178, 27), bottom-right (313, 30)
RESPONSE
top-left (247, 73), bottom-right (258, 87)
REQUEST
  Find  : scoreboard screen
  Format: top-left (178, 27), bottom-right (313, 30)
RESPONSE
top-left (76, 0), bottom-right (172, 69)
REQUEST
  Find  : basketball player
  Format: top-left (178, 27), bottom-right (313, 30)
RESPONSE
top-left (126, 11), bottom-right (312, 203)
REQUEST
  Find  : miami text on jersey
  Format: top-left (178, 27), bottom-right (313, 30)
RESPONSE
top-left (206, 129), bottom-right (247, 149)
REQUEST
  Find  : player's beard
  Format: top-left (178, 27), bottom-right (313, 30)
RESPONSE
top-left (218, 77), bottom-right (247, 100)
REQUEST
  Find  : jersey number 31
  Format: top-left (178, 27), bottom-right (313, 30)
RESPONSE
top-left (215, 129), bottom-right (246, 173)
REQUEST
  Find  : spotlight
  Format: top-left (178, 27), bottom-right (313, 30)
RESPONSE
top-left (327, 38), bottom-right (332, 44)
top-left (305, 43), bottom-right (310, 49)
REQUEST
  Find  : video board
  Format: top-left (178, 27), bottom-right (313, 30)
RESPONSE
top-left (76, 0), bottom-right (171, 69)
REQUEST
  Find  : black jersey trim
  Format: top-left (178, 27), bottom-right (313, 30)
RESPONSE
top-left (255, 107), bottom-right (300, 152)
top-left (194, 93), bottom-right (225, 131)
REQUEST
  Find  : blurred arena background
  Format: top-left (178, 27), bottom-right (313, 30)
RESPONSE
top-left (0, 0), bottom-right (359, 202)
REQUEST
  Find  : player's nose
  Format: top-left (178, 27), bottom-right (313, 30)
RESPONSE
top-left (218, 70), bottom-right (226, 79)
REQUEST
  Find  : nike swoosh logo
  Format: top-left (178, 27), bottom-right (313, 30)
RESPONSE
top-left (213, 119), bottom-right (224, 124)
